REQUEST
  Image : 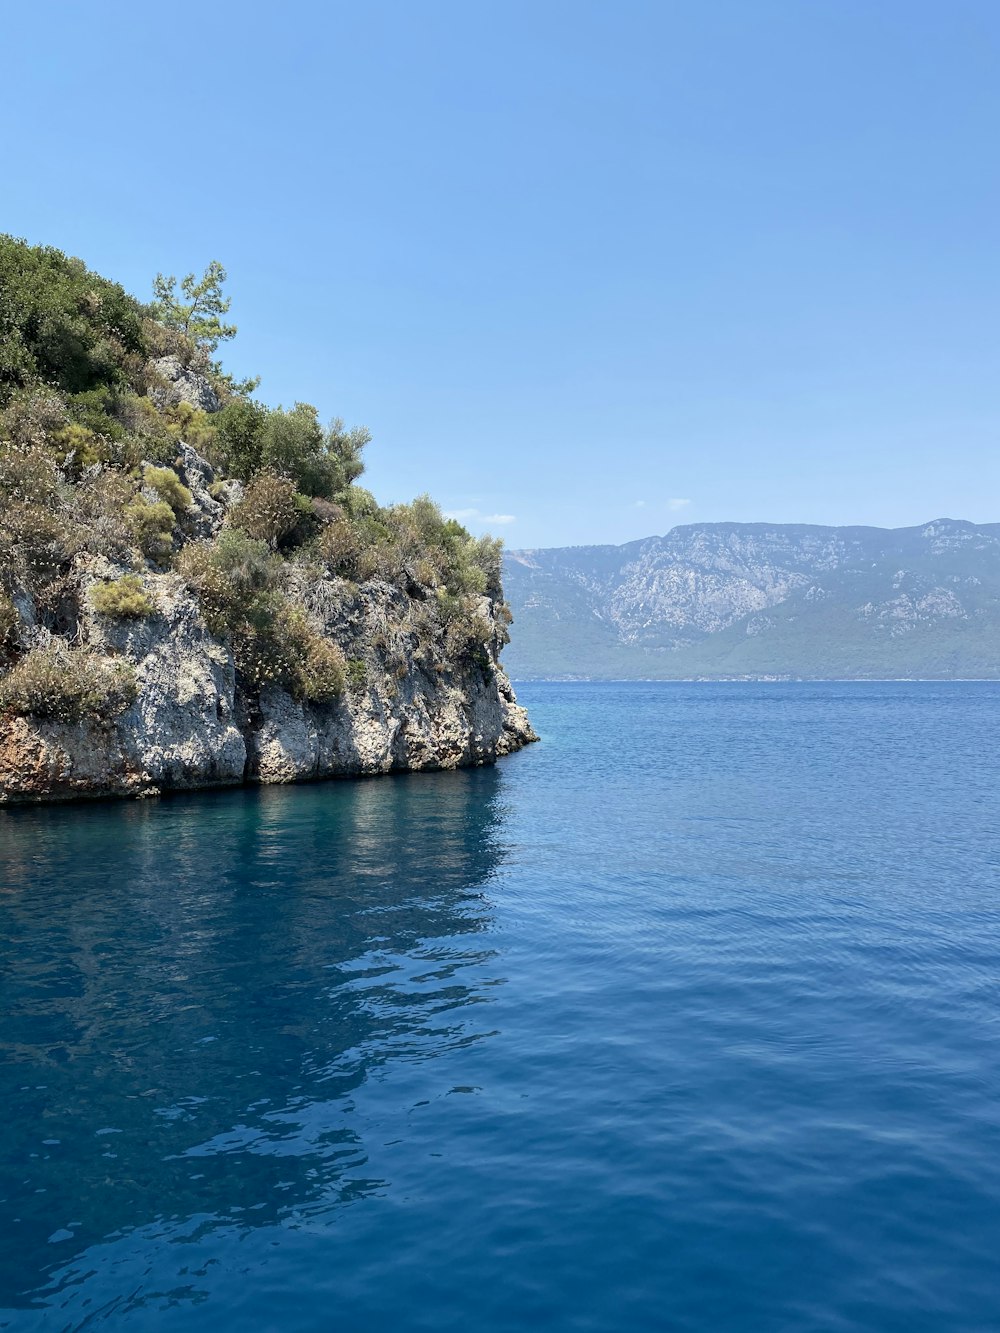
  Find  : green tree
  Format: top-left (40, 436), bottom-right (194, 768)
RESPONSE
top-left (151, 261), bottom-right (237, 352)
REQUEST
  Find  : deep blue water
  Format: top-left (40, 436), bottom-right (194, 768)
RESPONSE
top-left (2, 681), bottom-right (1000, 1332)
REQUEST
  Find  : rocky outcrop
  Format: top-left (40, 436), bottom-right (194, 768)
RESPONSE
top-left (0, 448), bottom-right (536, 804)
top-left (150, 355), bottom-right (222, 414)
top-left (0, 564), bottom-right (535, 802)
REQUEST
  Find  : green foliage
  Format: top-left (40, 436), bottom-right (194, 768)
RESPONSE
top-left (0, 642), bottom-right (136, 722)
top-left (282, 608), bottom-right (346, 701)
top-left (0, 592), bottom-right (19, 662)
top-left (126, 496), bottom-right (175, 561)
top-left (0, 439), bottom-right (61, 505)
top-left (90, 574), bottom-right (156, 619)
top-left (345, 657), bottom-right (367, 693)
top-left (178, 532), bottom-right (343, 699)
top-left (71, 470), bottom-right (137, 560)
top-left (0, 441), bottom-right (82, 587)
top-left (210, 400), bottom-right (369, 498)
top-left (0, 238), bottom-right (517, 710)
top-left (191, 527), bottom-right (281, 597)
top-left (317, 509), bottom-right (363, 575)
top-left (0, 235), bottom-right (146, 407)
top-left (52, 421), bottom-right (102, 469)
top-left (151, 261), bottom-right (236, 353)
top-left (0, 389), bottom-right (68, 448)
top-left (143, 465), bottom-right (192, 512)
top-left (178, 531), bottom-right (283, 683)
top-left (163, 400), bottom-right (216, 453)
top-left (211, 397), bottom-right (268, 479)
top-left (227, 472), bottom-right (309, 548)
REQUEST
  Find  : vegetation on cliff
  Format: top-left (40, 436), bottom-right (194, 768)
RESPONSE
top-left (0, 236), bottom-right (509, 720)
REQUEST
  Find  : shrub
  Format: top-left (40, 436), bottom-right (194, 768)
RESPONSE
top-left (0, 389), bottom-right (68, 448)
top-left (194, 528), bottom-right (281, 596)
top-left (52, 421), bottom-right (102, 470)
top-left (345, 657), bottom-right (367, 693)
top-left (178, 531), bottom-right (283, 682)
top-left (67, 386), bottom-right (127, 440)
top-left (0, 592), bottom-right (19, 661)
top-left (0, 235), bottom-right (146, 407)
top-left (318, 511), bottom-right (362, 574)
top-left (258, 403), bottom-right (326, 492)
top-left (282, 608), bottom-right (345, 701)
top-left (212, 400), bottom-right (370, 498)
top-left (179, 535), bottom-right (344, 700)
top-left (164, 400), bottom-right (216, 453)
top-left (144, 465), bottom-right (192, 512)
top-left (211, 396), bottom-right (268, 480)
top-left (0, 502), bottom-right (82, 586)
top-left (71, 470), bottom-right (136, 559)
top-left (444, 610), bottom-right (493, 658)
top-left (126, 496), bottom-right (175, 560)
top-left (0, 440), bottom-right (61, 506)
top-left (0, 642), bottom-right (136, 722)
top-left (228, 472), bottom-right (307, 548)
top-left (90, 574), bottom-right (156, 618)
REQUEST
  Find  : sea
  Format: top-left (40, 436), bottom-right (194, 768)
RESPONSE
top-left (1, 681), bottom-right (999, 1332)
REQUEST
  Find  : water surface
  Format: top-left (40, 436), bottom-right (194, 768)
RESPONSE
top-left (2, 682), bottom-right (999, 1331)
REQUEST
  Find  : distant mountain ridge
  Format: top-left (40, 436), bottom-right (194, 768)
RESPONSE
top-left (502, 519), bottom-right (1000, 679)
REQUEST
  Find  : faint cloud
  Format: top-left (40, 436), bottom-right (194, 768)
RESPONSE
top-left (633, 500), bottom-right (647, 508)
top-left (667, 498), bottom-right (691, 511)
top-left (445, 507), bottom-right (517, 526)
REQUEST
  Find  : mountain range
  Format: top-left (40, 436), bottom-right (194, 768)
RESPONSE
top-left (502, 519), bottom-right (1000, 679)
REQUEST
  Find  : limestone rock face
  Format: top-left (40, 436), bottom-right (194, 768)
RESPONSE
top-left (150, 355), bottom-right (222, 414)
top-left (0, 496), bottom-right (537, 803)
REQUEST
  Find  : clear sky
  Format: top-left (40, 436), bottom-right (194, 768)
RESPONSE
top-left (4, 1), bottom-right (999, 548)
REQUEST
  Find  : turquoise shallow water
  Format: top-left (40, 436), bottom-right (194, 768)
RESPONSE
top-left (2, 681), bottom-right (1000, 1332)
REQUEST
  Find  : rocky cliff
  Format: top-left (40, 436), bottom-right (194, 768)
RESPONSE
top-left (0, 433), bottom-right (534, 804)
top-left (0, 239), bottom-right (535, 802)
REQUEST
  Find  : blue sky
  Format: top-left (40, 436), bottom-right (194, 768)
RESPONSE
top-left (4, 1), bottom-right (999, 548)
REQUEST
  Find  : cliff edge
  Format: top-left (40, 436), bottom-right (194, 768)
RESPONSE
top-left (0, 240), bottom-right (535, 802)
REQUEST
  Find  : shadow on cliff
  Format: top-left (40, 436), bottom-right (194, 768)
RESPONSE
top-left (0, 765), bottom-right (509, 1319)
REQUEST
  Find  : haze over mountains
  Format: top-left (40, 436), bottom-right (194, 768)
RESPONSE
top-left (502, 519), bottom-right (1000, 680)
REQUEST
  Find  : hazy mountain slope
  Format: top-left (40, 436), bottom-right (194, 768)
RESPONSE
top-left (502, 520), bottom-right (1000, 679)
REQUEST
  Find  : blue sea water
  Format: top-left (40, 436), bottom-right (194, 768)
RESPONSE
top-left (1, 681), bottom-right (1000, 1332)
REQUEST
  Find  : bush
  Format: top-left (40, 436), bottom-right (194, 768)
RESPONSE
top-left (0, 440), bottom-right (61, 506)
top-left (126, 496), bottom-right (175, 561)
top-left (189, 528), bottom-right (281, 596)
top-left (144, 465), bottom-right (192, 512)
top-left (0, 592), bottom-right (18, 661)
top-left (71, 471), bottom-right (136, 559)
top-left (90, 574), bottom-right (156, 618)
top-left (52, 421), bottom-right (103, 470)
top-left (0, 642), bottom-right (136, 722)
top-left (0, 502), bottom-right (82, 585)
top-left (0, 235), bottom-right (147, 407)
top-left (228, 472), bottom-right (308, 548)
top-left (210, 399), bottom-right (369, 498)
top-left (282, 608), bottom-right (345, 701)
top-left (211, 397), bottom-right (268, 480)
top-left (317, 511), bottom-right (363, 574)
top-left (164, 400), bottom-right (216, 454)
top-left (345, 658), bottom-right (367, 693)
top-left (179, 534), bottom-right (345, 701)
top-left (178, 531), bottom-right (283, 682)
top-left (0, 389), bottom-right (68, 448)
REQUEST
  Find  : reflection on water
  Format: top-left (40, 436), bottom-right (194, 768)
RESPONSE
top-left (0, 768), bottom-right (507, 1320)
